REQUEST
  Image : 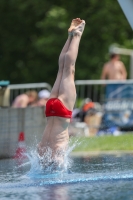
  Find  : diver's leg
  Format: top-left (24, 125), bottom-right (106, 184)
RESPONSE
top-left (49, 35), bottom-right (72, 98)
top-left (58, 19), bottom-right (85, 110)
top-left (49, 18), bottom-right (83, 99)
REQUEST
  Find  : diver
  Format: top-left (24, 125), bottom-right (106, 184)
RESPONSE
top-left (37, 18), bottom-right (85, 168)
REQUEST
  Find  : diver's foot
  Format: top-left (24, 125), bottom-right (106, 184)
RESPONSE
top-left (68, 18), bottom-right (82, 32)
top-left (72, 20), bottom-right (85, 36)
top-left (68, 18), bottom-right (85, 37)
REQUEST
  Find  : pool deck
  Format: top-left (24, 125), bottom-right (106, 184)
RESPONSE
top-left (70, 150), bottom-right (133, 157)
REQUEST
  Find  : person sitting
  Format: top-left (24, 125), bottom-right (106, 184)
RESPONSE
top-left (12, 90), bottom-right (38, 108)
top-left (37, 89), bottom-right (50, 107)
top-left (37, 18), bottom-right (86, 168)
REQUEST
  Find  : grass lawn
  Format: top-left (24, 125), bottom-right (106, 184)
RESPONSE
top-left (70, 134), bottom-right (133, 152)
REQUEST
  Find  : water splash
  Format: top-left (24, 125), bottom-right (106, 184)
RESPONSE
top-left (1, 141), bottom-right (133, 189)
top-left (23, 139), bottom-right (79, 179)
top-left (0, 137), bottom-right (107, 189)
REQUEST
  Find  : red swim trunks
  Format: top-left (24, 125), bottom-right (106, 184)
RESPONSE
top-left (45, 98), bottom-right (72, 118)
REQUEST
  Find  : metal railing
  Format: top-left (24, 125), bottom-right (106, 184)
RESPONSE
top-left (2, 80), bottom-right (133, 107)
top-left (75, 79), bottom-right (133, 107)
top-left (8, 82), bottom-right (52, 105)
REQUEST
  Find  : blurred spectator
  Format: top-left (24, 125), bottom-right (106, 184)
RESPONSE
top-left (72, 98), bottom-right (103, 136)
top-left (72, 98), bottom-right (95, 122)
top-left (101, 53), bottom-right (127, 80)
top-left (101, 53), bottom-right (127, 99)
top-left (12, 90), bottom-right (38, 108)
top-left (37, 89), bottom-right (50, 107)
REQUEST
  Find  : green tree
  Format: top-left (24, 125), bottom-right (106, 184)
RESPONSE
top-left (0, 0), bottom-right (132, 85)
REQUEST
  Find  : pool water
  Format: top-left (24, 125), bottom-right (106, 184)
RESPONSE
top-left (0, 153), bottom-right (133, 200)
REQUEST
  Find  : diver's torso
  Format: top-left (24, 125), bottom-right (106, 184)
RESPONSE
top-left (41, 116), bottom-right (70, 150)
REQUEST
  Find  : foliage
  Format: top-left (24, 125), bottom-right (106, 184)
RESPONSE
top-left (0, 0), bottom-right (132, 84)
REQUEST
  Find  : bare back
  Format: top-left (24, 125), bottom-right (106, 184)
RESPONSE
top-left (101, 61), bottom-right (127, 80)
top-left (12, 94), bottom-right (29, 108)
top-left (41, 116), bottom-right (70, 151)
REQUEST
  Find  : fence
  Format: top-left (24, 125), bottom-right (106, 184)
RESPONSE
top-left (75, 79), bottom-right (133, 131)
top-left (0, 82), bottom-right (52, 107)
top-left (2, 80), bottom-right (133, 107)
top-left (0, 106), bottom-right (46, 159)
top-left (75, 79), bottom-right (133, 107)
top-left (1, 80), bottom-right (133, 159)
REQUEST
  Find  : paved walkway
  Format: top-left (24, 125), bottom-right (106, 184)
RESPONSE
top-left (70, 150), bottom-right (133, 157)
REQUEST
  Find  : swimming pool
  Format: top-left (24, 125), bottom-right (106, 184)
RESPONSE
top-left (0, 153), bottom-right (133, 200)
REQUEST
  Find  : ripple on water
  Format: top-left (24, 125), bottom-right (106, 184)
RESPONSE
top-left (0, 141), bottom-right (133, 189)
